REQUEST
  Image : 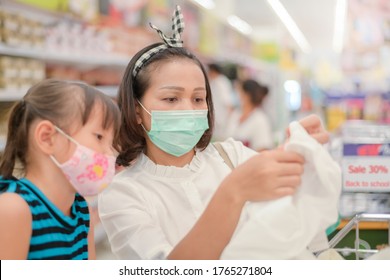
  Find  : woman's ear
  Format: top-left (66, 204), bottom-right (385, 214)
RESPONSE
top-left (135, 103), bottom-right (143, 124)
top-left (33, 120), bottom-right (58, 155)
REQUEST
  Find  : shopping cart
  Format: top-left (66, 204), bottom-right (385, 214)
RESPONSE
top-left (326, 213), bottom-right (390, 259)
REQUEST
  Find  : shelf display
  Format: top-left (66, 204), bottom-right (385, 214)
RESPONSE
top-left (329, 120), bottom-right (390, 218)
top-left (325, 91), bottom-right (390, 131)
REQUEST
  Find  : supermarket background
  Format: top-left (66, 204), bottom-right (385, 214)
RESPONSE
top-left (0, 0), bottom-right (389, 259)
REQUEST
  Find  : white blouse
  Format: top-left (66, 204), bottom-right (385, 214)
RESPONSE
top-left (225, 109), bottom-right (273, 151)
top-left (98, 138), bottom-right (257, 259)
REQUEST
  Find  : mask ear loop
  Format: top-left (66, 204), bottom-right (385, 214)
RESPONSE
top-left (50, 126), bottom-right (79, 166)
top-left (136, 100), bottom-right (152, 133)
top-left (54, 126), bottom-right (79, 145)
top-left (136, 99), bottom-right (151, 116)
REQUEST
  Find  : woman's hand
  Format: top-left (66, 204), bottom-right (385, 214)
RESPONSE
top-left (286, 114), bottom-right (329, 144)
top-left (220, 149), bottom-right (305, 203)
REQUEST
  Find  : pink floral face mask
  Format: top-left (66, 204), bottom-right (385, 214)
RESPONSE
top-left (50, 126), bottom-right (116, 197)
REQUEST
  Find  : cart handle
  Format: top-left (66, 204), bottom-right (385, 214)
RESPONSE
top-left (327, 213), bottom-right (390, 259)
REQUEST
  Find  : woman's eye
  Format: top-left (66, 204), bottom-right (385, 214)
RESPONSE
top-left (194, 98), bottom-right (205, 103)
top-left (164, 97), bottom-right (177, 103)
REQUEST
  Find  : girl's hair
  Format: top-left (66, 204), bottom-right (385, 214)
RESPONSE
top-left (117, 43), bottom-right (214, 166)
top-left (241, 79), bottom-right (269, 107)
top-left (0, 79), bottom-right (121, 179)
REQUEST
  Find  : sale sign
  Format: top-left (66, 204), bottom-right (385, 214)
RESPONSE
top-left (342, 143), bottom-right (390, 192)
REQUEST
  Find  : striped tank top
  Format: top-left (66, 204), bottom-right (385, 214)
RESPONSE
top-left (0, 177), bottom-right (90, 259)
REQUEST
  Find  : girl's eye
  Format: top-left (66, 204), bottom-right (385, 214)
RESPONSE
top-left (96, 134), bottom-right (103, 140)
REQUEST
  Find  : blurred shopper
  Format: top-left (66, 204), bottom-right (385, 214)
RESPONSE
top-left (207, 63), bottom-right (235, 141)
top-left (225, 79), bottom-right (273, 151)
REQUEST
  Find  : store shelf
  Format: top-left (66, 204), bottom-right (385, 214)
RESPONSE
top-left (0, 86), bottom-right (118, 102)
top-left (0, 0), bottom-right (78, 23)
top-left (0, 43), bottom-right (129, 68)
top-left (0, 89), bottom-right (27, 102)
top-left (96, 86), bottom-right (118, 98)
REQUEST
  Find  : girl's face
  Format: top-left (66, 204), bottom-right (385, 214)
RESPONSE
top-left (55, 102), bottom-right (116, 163)
top-left (73, 103), bottom-right (116, 156)
top-left (137, 59), bottom-right (208, 130)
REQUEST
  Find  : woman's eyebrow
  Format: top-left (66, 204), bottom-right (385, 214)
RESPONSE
top-left (158, 86), bottom-right (185, 91)
top-left (194, 87), bottom-right (206, 91)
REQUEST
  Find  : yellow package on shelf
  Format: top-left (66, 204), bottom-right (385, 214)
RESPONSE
top-left (16, 0), bottom-right (69, 12)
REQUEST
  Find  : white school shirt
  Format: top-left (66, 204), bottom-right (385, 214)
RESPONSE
top-left (225, 109), bottom-right (273, 151)
top-left (98, 138), bottom-right (256, 260)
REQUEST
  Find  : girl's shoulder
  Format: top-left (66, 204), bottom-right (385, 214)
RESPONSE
top-left (0, 177), bottom-right (32, 229)
top-left (0, 192), bottom-right (32, 259)
top-left (1, 177), bottom-right (46, 206)
top-left (0, 191), bottom-right (31, 218)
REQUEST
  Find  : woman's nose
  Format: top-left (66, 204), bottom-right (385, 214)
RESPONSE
top-left (177, 99), bottom-right (195, 110)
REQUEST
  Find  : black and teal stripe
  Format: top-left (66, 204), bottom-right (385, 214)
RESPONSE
top-left (0, 177), bottom-right (90, 260)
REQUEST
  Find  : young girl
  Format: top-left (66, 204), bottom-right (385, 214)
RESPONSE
top-left (0, 79), bottom-right (120, 260)
top-left (98, 6), bottom-right (331, 260)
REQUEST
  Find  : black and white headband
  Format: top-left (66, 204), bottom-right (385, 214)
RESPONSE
top-left (132, 5), bottom-right (185, 78)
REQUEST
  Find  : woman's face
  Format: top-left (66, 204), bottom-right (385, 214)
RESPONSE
top-left (137, 59), bottom-right (208, 130)
top-left (236, 83), bottom-right (250, 106)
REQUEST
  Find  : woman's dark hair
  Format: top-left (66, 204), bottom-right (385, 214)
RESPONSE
top-left (117, 43), bottom-right (214, 166)
top-left (241, 79), bottom-right (269, 107)
top-left (0, 78), bottom-right (121, 179)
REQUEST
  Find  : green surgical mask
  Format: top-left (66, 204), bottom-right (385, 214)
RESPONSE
top-left (138, 101), bottom-right (209, 157)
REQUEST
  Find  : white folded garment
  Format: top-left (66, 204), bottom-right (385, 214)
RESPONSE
top-left (221, 121), bottom-right (342, 259)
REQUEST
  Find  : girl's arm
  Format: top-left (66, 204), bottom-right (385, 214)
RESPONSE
top-left (87, 204), bottom-right (97, 260)
top-left (0, 193), bottom-right (32, 259)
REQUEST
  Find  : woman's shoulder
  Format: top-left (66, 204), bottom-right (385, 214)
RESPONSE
top-left (99, 161), bottom-right (146, 200)
top-left (207, 138), bottom-right (258, 166)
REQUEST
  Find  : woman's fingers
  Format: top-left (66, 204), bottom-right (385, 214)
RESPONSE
top-left (298, 114), bottom-right (321, 129)
top-left (272, 186), bottom-right (296, 199)
top-left (309, 131), bottom-right (330, 144)
top-left (276, 175), bottom-right (302, 188)
top-left (276, 162), bottom-right (304, 176)
top-left (265, 150), bottom-right (305, 164)
top-left (285, 114), bottom-right (329, 144)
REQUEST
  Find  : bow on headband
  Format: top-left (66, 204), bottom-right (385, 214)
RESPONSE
top-left (132, 5), bottom-right (185, 77)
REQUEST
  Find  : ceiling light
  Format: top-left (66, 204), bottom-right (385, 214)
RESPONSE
top-left (227, 15), bottom-right (253, 35)
top-left (266, 0), bottom-right (311, 53)
top-left (190, 0), bottom-right (215, 10)
top-left (333, 0), bottom-right (348, 53)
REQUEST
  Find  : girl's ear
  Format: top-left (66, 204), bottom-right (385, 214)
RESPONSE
top-left (33, 120), bottom-right (58, 155)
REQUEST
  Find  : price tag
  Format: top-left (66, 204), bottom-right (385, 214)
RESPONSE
top-left (342, 143), bottom-right (390, 192)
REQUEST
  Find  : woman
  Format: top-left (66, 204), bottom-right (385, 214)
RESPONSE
top-left (225, 79), bottom-right (273, 151)
top-left (98, 6), bottom-right (329, 260)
